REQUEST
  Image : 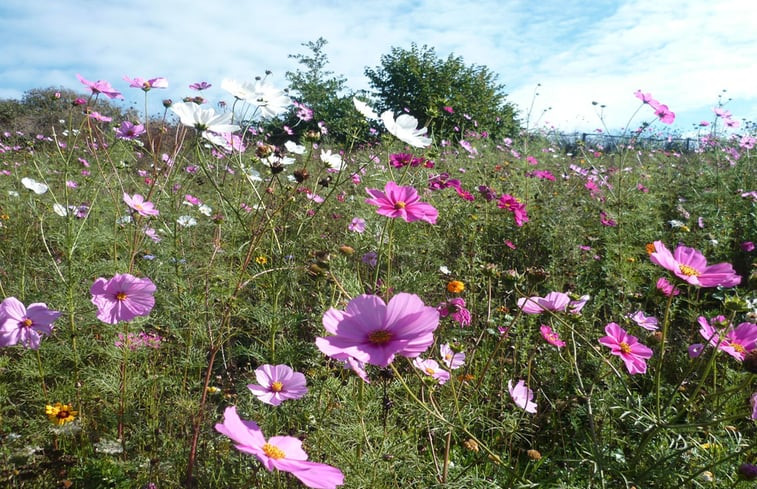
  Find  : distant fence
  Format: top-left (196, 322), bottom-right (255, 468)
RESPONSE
top-left (539, 132), bottom-right (700, 154)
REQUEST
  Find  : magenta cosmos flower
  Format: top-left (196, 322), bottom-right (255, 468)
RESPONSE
top-left (215, 406), bottom-right (344, 489)
top-left (508, 379), bottom-right (537, 413)
top-left (76, 74), bottom-right (123, 99)
top-left (539, 325), bottom-right (566, 348)
top-left (90, 274), bottom-right (156, 324)
top-left (365, 182), bottom-right (438, 224)
top-left (315, 293), bottom-right (439, 367)
top-left (247, 364), bottom-right (308, 406)
top-left (698, 316), bottom-right (757, 361)
top-left (649, 241), bottom-right (741, 287)
top-left (115, 121), bottom-right (146, 140)
top-left (0, 297), bottom-right (61, 349)
top-left (123, 193), bottom-right (159, 217)
top-left (497, 194), bottom-right (529, 226)
top-left (599, 323), bottom-right (653, 375)
top-left (437, 297), bottom-right (471, 326)
top-left (122, 75), bottom-right (168, 91)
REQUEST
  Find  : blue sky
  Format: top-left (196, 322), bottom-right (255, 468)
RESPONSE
top-left (1, 0), bottom-right (755, 134)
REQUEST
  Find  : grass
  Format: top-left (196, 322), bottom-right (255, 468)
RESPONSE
top-left (0, 89), bottom-right (755, 488)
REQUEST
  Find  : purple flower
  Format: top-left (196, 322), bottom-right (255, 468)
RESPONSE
top-left (437, 298), bottom-right (471, 326)
top-left (742, 241), bottom-right (755, 252)
top-left (365, 182), bottom-right (438, 224)
top-left (540, 325), bottom-right (566, 348)
top-left (361, 251), bottom-right (378, 267)
top-left (599, 323), bottom-right (653, 375)
top-left (90, 274), bottom-right (156, 324)
top-left (189, 81), bottom-right (212, 91)
top-left (508, 379), bottom-right (537, 413)
top-left (76, 74), bottom-right (123, 99)
top-left (215, 406), bottom-right (344, 489)
top-left (247, 364), bottom-right (308, 406)
top-left (316, 293), bottom-right (439, 367)
top-left (628, 310), bottom-right (659, 331)
top-left (412, 358), bottom-right (450, 384)
top-left (440, 343), bottom-right (465, 369)
top-left (650, 240), bottom-right (741, 287)
top-left (0, 297), bottom-right (61, 349)
top-left (688, 343), bottom-right (705, 358)
top-left (348, 217), bottom-right (366, 233)
top-left (115, 121), bottom-right (146, 140)
top-left (124, 193), bottom-right (159, 217)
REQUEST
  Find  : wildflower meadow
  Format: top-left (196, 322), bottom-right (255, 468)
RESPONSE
top-left (0, 72), bottom-right (755, 489)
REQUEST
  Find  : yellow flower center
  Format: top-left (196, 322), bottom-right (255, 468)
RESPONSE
top-left (368, 330), bottom-right (393, 345)
top-left (394, 201), bottom-right (406, 209)
top-left (116, 292), bottom-right (128, 301)
top-left (732, 343), bottom-right (746, 354)
top-left (270, 381), bottom-right (284, 392)
top-left (262, 443), bottom-right (285, 459)
top-left (678, 264), bottom-right (700, 277)
top-left (21, 318), bottom-right (33, 327)
top-left (425, 367), bottom-right (435, 375)
top-left (619, 342), bottom-right (632, 354)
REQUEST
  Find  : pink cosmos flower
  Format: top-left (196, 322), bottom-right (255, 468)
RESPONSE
top-left (437, 297), bottom-right (472, 326)
top-left (248, 364), bottom-right (308, 406)
top-left (539, 325), bottom-right (566, 348)
top-left (76, 74), bottom-right (123, 99)
top-left (412, 357), bottom-right (450, 384)
top-left (87, 111), bottom-right (112, 122)
top-left (518, 292), bottom-right (588, 315)
top-left (656, 277), bottom-right (680, 297)
top-left (649, 240), bottom-right (741, 287)
top-left (123, 76), bottom-right (168, 91)
top-left (628, 311), bottom-right (659, 331)
top-left (751, 392), bottom-right (757, 421)
top-left (215, 406), bottom-right (344, 489)
top-left (598, 323), bottom-right (653, 375)
top-left (0, 297), bottom-right (61, 349)
top-left (316, 293), bottom-right (439, 367)
top-left (634, 90), bottom-right (660, 108)
top-left (90, 274), bottom-right (156, 324)
top-left (508, 379), bottom-right (537, 413)
top-left (653, 104), bottom-right (675, 124)
top-left (698, 316), bottom-right (757, 361)
top-left (348, 217), bottom-right (366, 233)
top-left (365, 182), bottom-right (438, 224)
top-left (115, 121), bottom-right (146, 140)
top-left (440, 343), bottom-right (465, 369)
top-left (742, 241), bottom-right (755, 252)
top-left (189, 81), bottom-right (212, 91)
top-left (497, 194), bottom-right (529, 226)
top-left (123, 193), bottom-right (159, 217)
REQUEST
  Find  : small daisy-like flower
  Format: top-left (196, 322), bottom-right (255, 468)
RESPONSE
top-left (46, 402), bottom-right (78, 426)
top-left (255, 256), bottom-right (268, 265)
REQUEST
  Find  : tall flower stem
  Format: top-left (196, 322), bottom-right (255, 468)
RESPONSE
top-left (35, 349), bottom-right (48, 399)
top-left (654, 290), bottom-right (676, 421)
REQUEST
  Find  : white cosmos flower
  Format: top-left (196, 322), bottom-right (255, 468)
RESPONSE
top-left (53, 203), bottom-right (68, 216)
top-left (261, 155), bottom-right (295, 168)
top-left (8, 190), bottom-right (20, 198)
top-left (320, 149), bottom-right (344, 170)
top-left (221, 78), bottom-right (290, 118)
top-left (353, 97), bottom-right (379, 120)
top-left (198, 204), bottom-right (212, 216)
top-left (284, 140), bottom-right (306, 155)
top-left (21, 177), bottom-right (49, 194)
top-left (170, 102), bottom-right (240, 135)
top-left (380, 110), bottom-right (432, 148)
top-left (177, 215), bottom-right (197, 227)
top-left (202, 131), bottom-right (233, 151)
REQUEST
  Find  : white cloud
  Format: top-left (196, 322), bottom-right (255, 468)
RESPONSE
top-left (0, 0), bottom-right (754, 132)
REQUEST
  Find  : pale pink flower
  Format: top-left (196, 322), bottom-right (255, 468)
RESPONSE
top-left (440, 343), bottom-right (465, 369)
top-left (123, 193), bottom-right (159, 217)
top-left (248, 364), bottom-right (308, 406)
top-left (628, 311), bottom-right (659, 331)
top-left (508, 379), bottom-right (537, 413)
top-left (76, 74), bottom-right (123, 99)
top-left (413, 357), bottom-right (450, 384)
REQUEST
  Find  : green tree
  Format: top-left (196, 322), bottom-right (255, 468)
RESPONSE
top-left (364, 43), bottom-right (519, 141)
top-left (280, 38), bottom-right (369, 144)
